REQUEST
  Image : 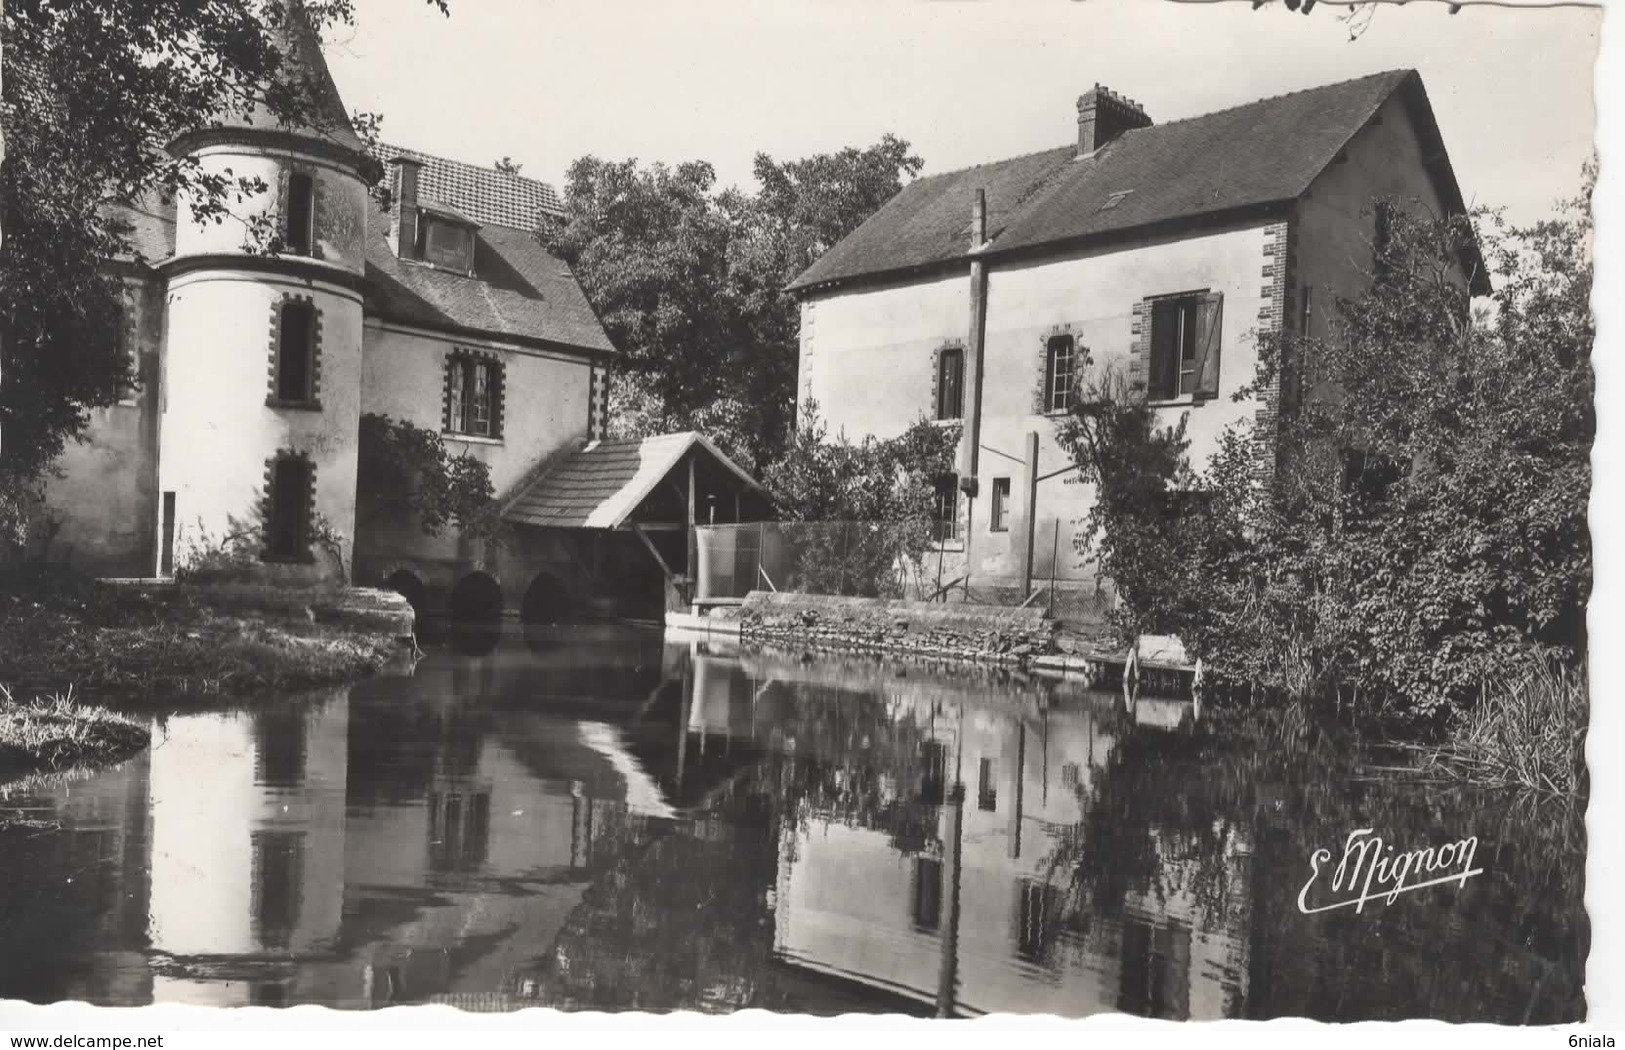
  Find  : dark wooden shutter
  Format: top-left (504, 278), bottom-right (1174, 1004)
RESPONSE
top-left (1193, 292), bottom-right (1224, 401)
top-left (490, 361), bottom-right (506, 438)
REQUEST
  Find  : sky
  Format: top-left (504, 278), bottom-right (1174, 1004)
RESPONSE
top-left (322, 0), bottom-right (1601, 228)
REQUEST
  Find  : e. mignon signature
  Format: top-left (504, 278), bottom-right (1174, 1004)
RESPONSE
top-left (1297, 828), bottom-right (1483, 915)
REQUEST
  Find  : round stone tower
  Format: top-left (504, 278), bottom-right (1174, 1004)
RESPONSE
top-left (157, 0), bottom-right (370, 580)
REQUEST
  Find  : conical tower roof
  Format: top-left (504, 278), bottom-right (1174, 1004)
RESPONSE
top-left (174, 0), bottom-right (365, 158)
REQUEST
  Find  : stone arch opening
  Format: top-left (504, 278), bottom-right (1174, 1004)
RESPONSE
top-left (448, 571), bottom-right (504, 624)
top-left (384, 569), bottom-right (427, 616)
top-left (520, 572), bottom-right (575, 625)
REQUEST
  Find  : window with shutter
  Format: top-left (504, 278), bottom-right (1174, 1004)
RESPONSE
top-left (1193, 293), bottom-right (1224, 400)
top-left (1148, 291), bottom-right (1222, 402)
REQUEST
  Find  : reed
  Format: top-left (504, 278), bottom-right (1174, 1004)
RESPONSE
top-left (1421, 657), bottom-right (1588, 798)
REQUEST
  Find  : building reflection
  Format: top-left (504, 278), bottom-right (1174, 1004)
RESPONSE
top-left (675, 643), bottom-right (1253, 1019)
top-left (144, 691), bottom-right (349, 1006)
top-left (3, 630), bottom-right (1255, 1017)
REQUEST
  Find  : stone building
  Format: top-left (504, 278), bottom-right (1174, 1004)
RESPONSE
top-left (40, 2), bottom-right (766, 621)
top-left (788, 70), bottom-right (1489, 610)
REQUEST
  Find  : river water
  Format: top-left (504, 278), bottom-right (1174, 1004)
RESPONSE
top-left (0, 626), bottom-right (1587, 1020)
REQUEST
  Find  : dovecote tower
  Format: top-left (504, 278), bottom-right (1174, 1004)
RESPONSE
top-left (157, 0), bottom-right (370, 578)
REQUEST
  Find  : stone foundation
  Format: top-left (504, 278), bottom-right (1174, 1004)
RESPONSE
top-left (100, 579), bottom-right (416, 638)
top-left (738, 591), bottom-right (1060, 665)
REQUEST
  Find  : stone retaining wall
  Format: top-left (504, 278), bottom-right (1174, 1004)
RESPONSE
top-left (101, 579), bottom-right (416, 637)
top-left (738, 591), bottom-right (1059, 664)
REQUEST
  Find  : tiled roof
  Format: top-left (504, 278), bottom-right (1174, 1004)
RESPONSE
top-left (787, 145), bottom-right (1077, 293)
top-left (993, 70), bottom-right (1411, 252)
top-left (374, 142), bottom-right (564, 231)
top-left (100, 193), bottom-right (613, 353)
top-left (364, 198), bottom-right (613, 352)
top-left (790, 70), bottom-right (1485, 294)
top-left (191, 0), bottom-right (366, 156)
top-left (503, 432), bottom-right (764, 529)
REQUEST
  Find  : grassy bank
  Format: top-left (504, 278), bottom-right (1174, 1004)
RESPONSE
top-left (1418, 658), bottom-right (1588, 798)
top-left (0, 688), bottom-right (150, 783)
top-left (0, 567), bottom-right (404, 705)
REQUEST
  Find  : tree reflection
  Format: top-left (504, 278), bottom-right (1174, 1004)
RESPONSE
top-left (1057, 704), bottom-right (1587, 1023)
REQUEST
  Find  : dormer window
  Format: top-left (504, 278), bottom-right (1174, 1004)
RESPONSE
top-left (422, 218), bottom-right (471, 270)
top-left (417, 208), bottom-right (478, 273)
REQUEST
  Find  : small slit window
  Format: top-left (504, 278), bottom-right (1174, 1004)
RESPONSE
top-left (911, 857), bottom-right (944, 932)
top-left (936, 346), bottom-right (964, 420)
top-left (977, 757), bottom-right (998, 811)
top-left (285, 172), bottom-right (315, 256)
top-left (990, 477), bottom-right (1011, 532)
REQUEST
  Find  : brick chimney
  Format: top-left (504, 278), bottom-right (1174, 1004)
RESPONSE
top-left (388, 154), bottom-right (424, 260)
top-left (1077, 85), bottom-right (1152, 156)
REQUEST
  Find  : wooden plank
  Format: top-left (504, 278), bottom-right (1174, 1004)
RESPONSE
top-left (632, 523), bottom-right (677, 580)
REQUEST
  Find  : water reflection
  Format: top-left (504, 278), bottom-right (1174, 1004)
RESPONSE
top-left (0, 628), bottom-right (1585, 1021)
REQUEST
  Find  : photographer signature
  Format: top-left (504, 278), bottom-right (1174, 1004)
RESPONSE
top-left (1297, 828), bottom-right (1482, 914)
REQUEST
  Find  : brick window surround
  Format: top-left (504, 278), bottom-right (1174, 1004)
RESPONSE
top-left (929, 340), bottom-right (966, 422)
top-left (266, 295), bottom-right (323, 410)
top-left (260, 450), bottom-right (317, 564)
top-left (444, 348), bottom-right (506, 440)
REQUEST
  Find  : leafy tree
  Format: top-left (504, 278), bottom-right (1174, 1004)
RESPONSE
top-left (0, 0), bottom-right (445, 539)
top-left (539, 137), bottom-right (922, 473)
top-left (761, 400), bottom-right (957, 597)
top-left (1058, 175), bottom-right (1593, 719)
top-left (356, 413), bottom-right (497, 543)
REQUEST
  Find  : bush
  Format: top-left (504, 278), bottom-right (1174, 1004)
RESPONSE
top-left (762, 400), bottom-right (959, 597)
top-left (356, 412), bottom-right (498, 543)
top-left (1058, 174), bottom-right (1592, 721)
